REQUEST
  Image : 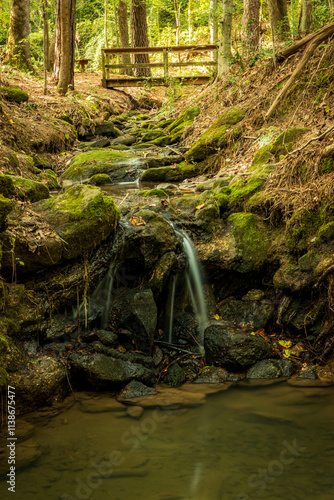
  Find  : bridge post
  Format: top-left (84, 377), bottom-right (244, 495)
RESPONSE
top-left (163, 49), bottom-right (169, 79)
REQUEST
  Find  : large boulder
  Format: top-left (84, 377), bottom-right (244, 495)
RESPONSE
top-left (246, 359), bottom-right (298, 379)
top-left (205, 322), bottom-right (273, 370)
top-left (70, 353), bottom-right (156, 387)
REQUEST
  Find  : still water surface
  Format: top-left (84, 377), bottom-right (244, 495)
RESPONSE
top-left (2, 381), bottom-right (334, 500)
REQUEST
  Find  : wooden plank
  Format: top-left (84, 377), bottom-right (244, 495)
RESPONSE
top-left (103, 76), bottom-right (212, 88)
top-left (103, 44), bottom-right (218, 55)
top-left (106, 61), bottom-right (218, 69)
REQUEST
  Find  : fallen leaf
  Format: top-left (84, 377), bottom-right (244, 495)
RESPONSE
top-left (212, 314), bottom-right (220, 320)
top-left (196, 203), bottom-right (206, 210)
top-left (130, 216), bottom-right (146, 226)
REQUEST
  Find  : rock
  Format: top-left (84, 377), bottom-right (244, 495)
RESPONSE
top-left (0, 173), bottom-right (15, 198)
top-left (108, 288), bottom-right (157, 354)
top-left (70, 353), bottom-right (156, 387)
top-left (185, 106), bottom-right (246, 162)
top-left (87, 173), bottom-right (112, 185)
top-left (110, 134), bottom-right (137, 146)
top-left (164, 365), bottom-right (186, 386)
top-left (93, 330), bottom-right (119, 348)
top-left (195, 367), bottom-right (243, 383)
top-left (205, 322), bottom-right (273, 370)
top-left (7, 355), bottom-right (68, 409)
top-left (217, 293), bottom-right (275, 330)
top-left (120, 386), bottom-right (205, 408)
top-left (94, 122), bottom-right (120, 138)
top-left (118, 380), bottom-right (157, 399)
top-left (138, 188), bottom-right (168, 198)
top-left (12, 176), bottom-right (50, 202)
top-left (156, 183), bottom-right (179, 195)
top-left (41, 169), bottom-right (61, 190)
top-left (141, 161), bottom-right (200, 183)
top-left (0, 196), bottom-right (14, 229)
top-left (252, 127), bottom-right (309, 166)
top-left (297, 365), bottom-right (318, 380)
top-left (140, 130), bottom-right (166, 142)
top-left (246, 359), bottom-right (298, 379)
top-left (0, 86), bottom-right (29, 103)
top-left (32, 185), bottom-right (120, 261)
top-left (78, 137), bottom-right (110, 149)
top-left (62, 149), bottom-right (147, 182)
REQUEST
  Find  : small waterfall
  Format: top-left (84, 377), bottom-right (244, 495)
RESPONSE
top-left (168, 226), bottom-right (208, 352)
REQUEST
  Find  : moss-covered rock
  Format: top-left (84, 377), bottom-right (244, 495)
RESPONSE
top-left (0, 174), bottom-right (15, 198)
top-left (318, 221), bottom-right (334, 242)
top-left (33, 185), bottom-right (121, 260)
top-left (252, 127), bottom-right (309, 166)
top-left (32, 154), bottom-right (52, 170)
top-left (0, 196), bottom-right (15, 228)
top-left (41, 169), bottom-right (61, 190)
top-left (0, 87), bottom-right (29, 103)
top-left (140, 130), bottom-right (166, 142)
top-left (138, 188), bottom-right (168, 198)
top-left (141, 161), bottom-right (200, 182)
top-left (12, 177), bottom-right (50, 202)
top-left (185, 106), bottom-right (246, 162)
top-left (87, 173), bottom-right (112, 185)
top-left (166, 106), bottom-right (200, 133)
top-left (62, 149), bottom-right (143, 182)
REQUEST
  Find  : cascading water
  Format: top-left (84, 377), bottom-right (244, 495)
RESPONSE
top-left (168, 226), bottom-right (208, 352)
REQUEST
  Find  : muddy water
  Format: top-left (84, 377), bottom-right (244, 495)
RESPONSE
top-left (2, 381), bottom-right (334, 500)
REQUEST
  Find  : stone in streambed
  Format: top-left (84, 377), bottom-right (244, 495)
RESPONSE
top-left (246, 359), bottom-right (298, 379)
top-left (205, 322), bottom-right (273, 371)
top-left (110, 134), bottom-right (137, 146)
top-left (118, 380), bottom-right (157, 399)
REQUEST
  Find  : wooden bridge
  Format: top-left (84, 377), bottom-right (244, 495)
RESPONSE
top-left (101, 44), bottom-right (218, 88)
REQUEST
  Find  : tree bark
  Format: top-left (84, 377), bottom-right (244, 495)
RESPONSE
top-left (277, 21), bottom-right (334, 61)
top-left (57, 0), bottom-right (76, 94)
top-left (330, 0), bottom-right (334, 17)
top-left (118, 0), bottom-right (132, 75)
top-left (242, 0), bottom-right (260, 50)
top-left (52, 0), bottom-right (61, 82)
top-left (174, 0), bottom-right (181, 46)
top-left (42, 0), bottom-right (50, 71)
top-left (217, 0), bottom-right (233, 79)
top-left (188, 0), bottom-right (194, 43)
top-left (5, 0), bottom-right (33, 71)
top-left (210, 0), bottom-right (219, 56)
top-left (269, 0), bottom-right (290, 41)
top-left (298, 0), bottom-right (313, 35)
top-left (130, 0), bottom-right (150, 77)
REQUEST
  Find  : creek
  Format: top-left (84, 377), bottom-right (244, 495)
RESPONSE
top-left (2, 382), bottom-right (334, 500)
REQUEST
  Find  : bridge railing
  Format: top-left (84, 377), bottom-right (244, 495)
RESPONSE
top-left (101, 44), bottom-right (218, 87)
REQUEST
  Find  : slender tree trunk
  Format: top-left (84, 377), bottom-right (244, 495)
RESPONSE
top-left (5, 0), bottom-right (33, 71)
top-left (269, 0), bottom-right (290, 40)
top-left (242, 0), bottom-right (260, 50)
top-left (57, 0), bottom-right (76, 94)
top-left (174, 0), bottom-right (180, 46)
top-left (217, 0), bottom-right (233, 79)
top-left (52, 0), bottom-right (61, 82)
top-left (118, 0), bottom-right (132, 75)
top-left (188, 0), bottom-right (193, 42)
top-left (42, 0), bottom-right (50, 71)
top-left (330, 0), bottom-right (334, 17)
top-left (104, 0), bottom-right (108, 47)
top-left (130, 0), bottom-right (151, 77)
top-left (298, 0), bottom-right (313, 34)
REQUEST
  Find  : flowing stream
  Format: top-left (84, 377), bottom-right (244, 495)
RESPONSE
top-left (3, 381), bottom-right (334, 500)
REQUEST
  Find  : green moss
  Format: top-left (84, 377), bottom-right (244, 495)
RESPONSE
top-left (59, 115), bottom-right (73, 125)
top-left (0, 196), bottom-right (15, 228)
top-left (0, 174), bottom-right (15, 198)
top-left (185, 106), bottom-right (246, 162)
top-left (140, 130), bottom-right (166, 143)
top-left (42, 169), bottom-right (61, 190)
top-left (0, 367), bottom-right (8, 389)
top-left (87, 173), bottom-right (112, 185)
top-left (141, 161), bottom-right (200, 182)
top-left (228, 212), bottom-right (270, 271)
top-left (32, 154), bottom-right (51, 169)
top-left (214, 193), bottom-right (229, 209)
top-left (322, 157), bottom-right (334, 175)
top-left (195, 203), bottom-right (220, 228)
top-left (318, 221), bottom-right (334, 242)
top-left (167, 106), bottom-right (200, 133)
top-left (138, 188), bottom-right (168, 198)
top-left (13, 177), bottom-right (50, 202)
top-left (287, 209), bottom-right (323, 253)
top-left (62, 149), bottom-right (134, 181)
top-left (0, 87), bottom-right (28, 103)
top-left (158, 118), bottom-right (174, 128)
top-left (252, 127), bottom-right (309, 166)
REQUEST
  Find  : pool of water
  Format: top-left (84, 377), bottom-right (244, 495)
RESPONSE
top-left (2, 381), bottom-right (334, 500)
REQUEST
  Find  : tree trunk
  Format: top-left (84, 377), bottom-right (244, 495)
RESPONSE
top-left (57, 0), bottom-right (76, 94)
top-left (188, 0), bottom-right (193, 43)
top-left (330, 0), bottom-right (334, 17)
top-left (130, 0), bottom-right (151, 77)
top-left (269, 0), bottom-right (290, 41)
top-left (217, 0), bottom-right (233, 79)
top-left (174, 0), bottom-right (180, 46)
top-left (118, 0), bottom-right (132, 75)
top-left (242, 0), bottom-right (260, 50)
top-left (298, 0), bottom-right (313, 35)
top-left (42, 0), bottom-right (50, 71)
top-left (52, 0), bottom-right (61, 82)
top-left (5, 0), bottom-right (33, 71)
top-left (210, 0), bottom-right (219, 55)
top-left (104, 0), bottom-right (108, 48)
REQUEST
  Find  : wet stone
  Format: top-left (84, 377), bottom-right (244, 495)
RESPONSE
top-left (118, 380), bottom-right (157, 399)
top-left (79, 397), bottom-right (126, 413)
